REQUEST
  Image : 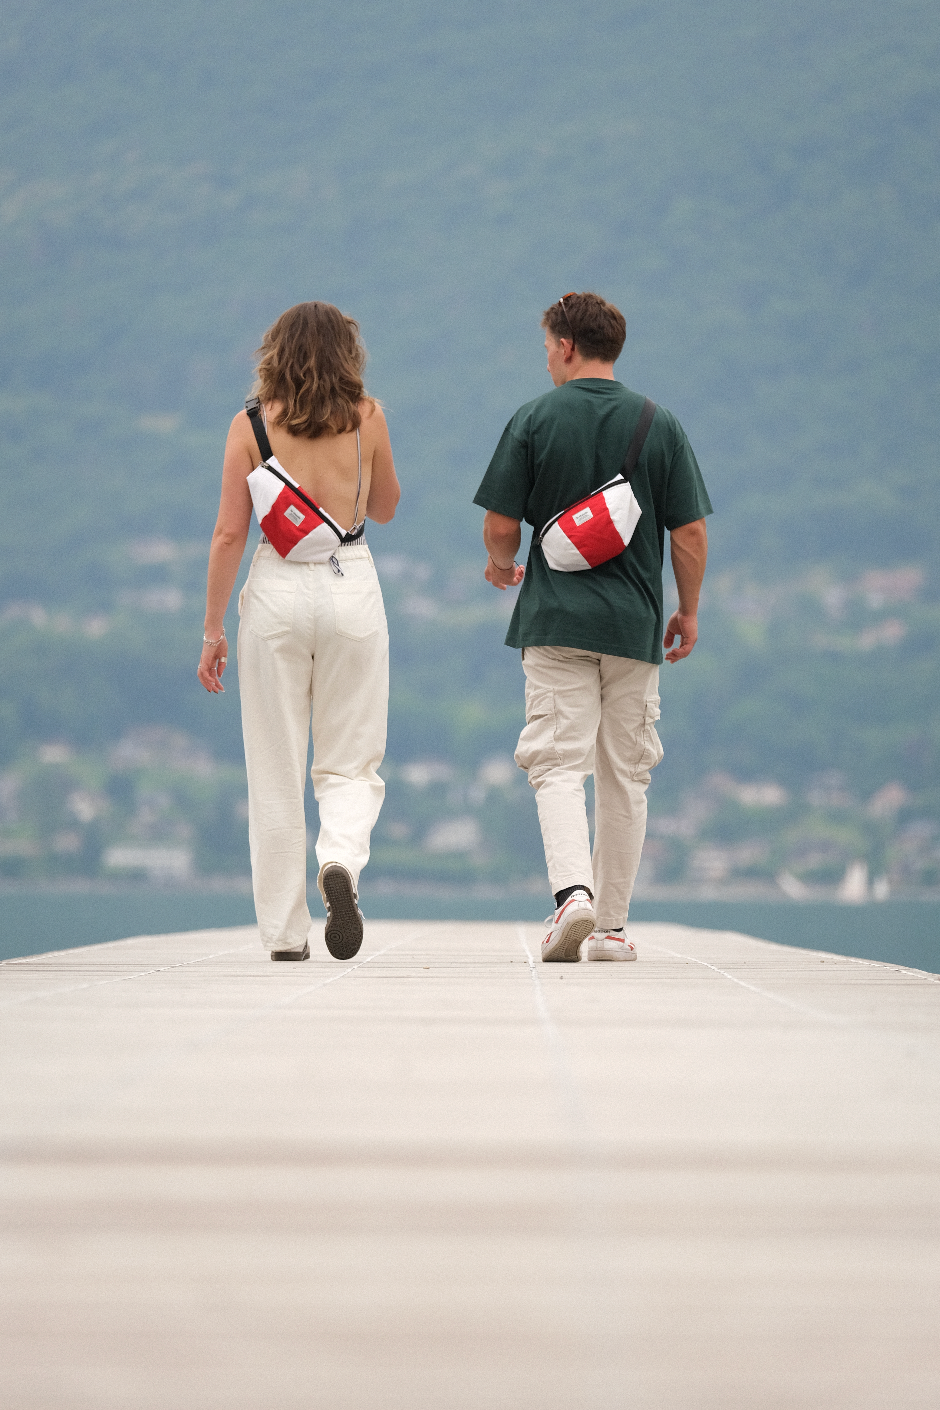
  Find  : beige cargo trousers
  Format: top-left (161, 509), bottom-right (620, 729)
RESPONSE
top-left (515, 646), bottom-right (663, 928)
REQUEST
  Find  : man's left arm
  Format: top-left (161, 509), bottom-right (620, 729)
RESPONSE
top-left (664, 518), bottom-right (707, 662)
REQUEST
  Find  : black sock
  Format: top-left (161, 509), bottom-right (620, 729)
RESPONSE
top-left (554, 883), bottom-right (593, 908)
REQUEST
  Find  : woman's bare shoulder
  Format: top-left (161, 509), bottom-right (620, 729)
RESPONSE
top-left (228, 408), bottom-right (256, 437)
top-left (225, 409), bottom-right (261, 471)
top-left (359, 399), bottom-right (388, 445)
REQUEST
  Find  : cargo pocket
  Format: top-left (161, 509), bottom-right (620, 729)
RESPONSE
top-left (630, 697), bottom-right (664, 780)
top-left (514, 685), bottom-right (561, 775)
top-left (245, 580), bottom-right (296, 639)
top-left (330, 572), bottom-right (386, 641)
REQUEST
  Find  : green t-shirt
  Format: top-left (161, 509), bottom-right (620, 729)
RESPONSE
top-left (473, 379), bottom-right (713, 663)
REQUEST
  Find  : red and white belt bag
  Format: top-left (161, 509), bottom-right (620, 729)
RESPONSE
top-left (244, 397), bottom-right (365, 568)
top-left (537, 398), bottom-right (656, 572)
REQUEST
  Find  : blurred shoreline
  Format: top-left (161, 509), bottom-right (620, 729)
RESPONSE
top-left (2, 875), bottom-right (939, 904)
top-left (2, 883), bottom-right (937, 972)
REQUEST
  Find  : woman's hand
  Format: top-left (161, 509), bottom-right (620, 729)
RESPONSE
top-left (197, 633), bottom-right (228, 693)
top-left (196, 412), bottom-right (255, 697)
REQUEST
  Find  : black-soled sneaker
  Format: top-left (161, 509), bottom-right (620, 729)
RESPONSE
top-left (318, 862), bottom-right (364, 960)
top-left (270, 940), bottom-right (310, 961)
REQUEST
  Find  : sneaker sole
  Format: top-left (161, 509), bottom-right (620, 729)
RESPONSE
top-left (542, 914), bottom-right (596, 962)
top-left (320, 865), bottom-right (364, 960)
top-left (270, 940), bottom-right (311, 961)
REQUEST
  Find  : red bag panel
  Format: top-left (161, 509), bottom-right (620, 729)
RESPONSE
top-left (259, 485), bottom-right (327, 557)
top-left (556, 492), bottom-right (626, 568)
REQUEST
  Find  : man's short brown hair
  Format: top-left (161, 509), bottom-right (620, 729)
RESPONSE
top-left (541, 291), bottom-right (626, 363)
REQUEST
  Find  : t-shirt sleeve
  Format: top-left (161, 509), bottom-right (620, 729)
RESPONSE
top-left (472, 419), bottom-right (531, 521)
top-left (663, 430), bottom-right (713, 531)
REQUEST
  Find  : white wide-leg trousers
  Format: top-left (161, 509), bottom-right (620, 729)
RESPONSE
top-left (237, 543), bottom-right (388, 952)
top-left (515, 646), bottom-right (663, 928)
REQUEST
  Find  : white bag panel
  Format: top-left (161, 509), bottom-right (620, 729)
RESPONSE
top-left (603, 481), bottom-right (642, 545)
top-left (283, 520), bottom-right (344, 563)
top-left (541, 524), bottom-right (592, 572)
top-left (247, 457), bottom-right (293, 523)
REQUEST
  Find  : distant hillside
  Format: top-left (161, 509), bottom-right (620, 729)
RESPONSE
top-left (2, 0), bottom-right (938, 579)
top-left (0, 0), bottom-right (938, 888)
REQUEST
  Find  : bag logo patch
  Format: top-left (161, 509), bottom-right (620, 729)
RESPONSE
top-left (572, 507), bottom-right (593, 526)
top-left (283, 504), bottom-right (305, 527)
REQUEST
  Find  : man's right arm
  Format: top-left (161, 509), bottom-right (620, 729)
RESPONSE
top-left (664, 518), bottom-right (707, 662)
top-left (483, 511), bottom-right (525, 590)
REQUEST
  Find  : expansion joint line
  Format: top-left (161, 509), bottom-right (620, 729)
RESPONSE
top-left (0, 942), bottom-right (257, 1010)
top-left (517, 924), bottom-right (590, 1143)
top-left (645, 942), bottom-right (852, 1024)
top-left (264, 935), bottom-right (409, 1008)
top-left (835, 952), bottom-right (940, 984)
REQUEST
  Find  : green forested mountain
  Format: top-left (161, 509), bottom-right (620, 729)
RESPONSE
top-left (1, 0), bottom-right (938, 891)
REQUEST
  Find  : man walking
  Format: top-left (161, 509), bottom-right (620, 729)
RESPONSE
top-left (474, 291), bottom-right (711, 962)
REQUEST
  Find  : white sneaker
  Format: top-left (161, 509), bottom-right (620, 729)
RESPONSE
top-left (541, 890), bottom-right (596, 962)
top-left (582, 929), bottom-right (637, 961)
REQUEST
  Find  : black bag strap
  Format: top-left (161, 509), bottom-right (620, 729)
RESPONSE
top-left (621, 397), bottom-right (657, 482)
top-left (245, 396), bottom-right (274, 462)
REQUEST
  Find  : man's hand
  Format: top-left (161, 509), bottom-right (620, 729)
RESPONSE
top-left (663, 610), bottom-right (698, 663)
top-left (485, 557), bottom-right (525, 590)
top-left (665, 519), bottom-right (707, 663)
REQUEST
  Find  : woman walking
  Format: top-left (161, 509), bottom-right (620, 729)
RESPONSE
top-left (197, 302), bottom-right (400, 961)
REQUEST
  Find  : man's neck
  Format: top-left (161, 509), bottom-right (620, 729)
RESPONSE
top-left (563, 358), bottom-right (616, 382)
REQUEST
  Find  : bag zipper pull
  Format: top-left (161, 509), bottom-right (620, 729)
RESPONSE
top-left (329, 554), bottom-right (344, 577)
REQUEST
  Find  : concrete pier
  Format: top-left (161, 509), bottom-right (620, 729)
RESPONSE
top-left (2, 920), bottom-right (939, 1408)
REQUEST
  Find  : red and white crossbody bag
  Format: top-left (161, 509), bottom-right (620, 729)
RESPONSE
top-left (244, 397), bottom-right (365, 568)
top-left (537, 398), bottom-right (656, 572)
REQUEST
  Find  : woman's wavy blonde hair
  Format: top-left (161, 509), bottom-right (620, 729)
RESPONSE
top-left (253, 301), bottom-right (373, 439)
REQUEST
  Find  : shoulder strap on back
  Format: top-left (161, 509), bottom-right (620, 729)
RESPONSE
top-left (621, 397), bottom-right (657, 482)
top-left (245, 396), bottom-right (274, 463)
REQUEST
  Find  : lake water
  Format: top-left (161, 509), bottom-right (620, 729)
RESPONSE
top-left (1, 885), bottom-right (938, 974)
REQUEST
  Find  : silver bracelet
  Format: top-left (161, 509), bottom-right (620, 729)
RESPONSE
top-left (203, 630), bottom-right (227, 647)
